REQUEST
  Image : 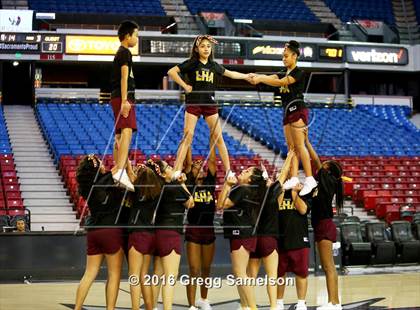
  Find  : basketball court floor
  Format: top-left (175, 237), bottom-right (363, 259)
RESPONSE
top-left (1, 271), bottom-right (419, 309)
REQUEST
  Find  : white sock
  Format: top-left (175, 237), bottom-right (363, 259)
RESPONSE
top-left (297, 299), bottom-right (306, 306)
top-left (277, 299), bottom-right (284, 305)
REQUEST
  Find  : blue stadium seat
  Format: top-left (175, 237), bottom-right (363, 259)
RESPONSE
top-left (28, 0), bottom-right (166, 16)
top-left (414, 0), bottom-right (420, 25)
top-left (184, 0), bottom-right (319, 22)
top-left (36, 102), bottom-right (254, 161)
top-left (220, 104), bottom-right (419, 157)
top-left (324, 0), bottom-right (395, 25)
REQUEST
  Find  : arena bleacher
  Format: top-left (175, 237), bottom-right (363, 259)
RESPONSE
top-left (324, 0), bottom-right (395, 24)
top-left (28, 0), bottom-right (166, 15)
top-left (184, 0), bottom-right (319, 22)
top-left (0, 108), bottom-right (28, 231)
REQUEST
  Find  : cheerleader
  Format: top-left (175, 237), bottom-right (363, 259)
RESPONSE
top-left (249, 40), bottom-right (317, 196)
top-left (168, 34), bottom-right (253, 180)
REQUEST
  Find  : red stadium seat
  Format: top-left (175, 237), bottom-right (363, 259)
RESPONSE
top-left (8, 209), bottom-right (25, 217)
top-left (4, 184), bottom-right (20, 192)
top-left (2, 171), bottom-right (17, 178)
top-left (7, 199), bottom-right (24, 209)
top-left (5, 192), bottom-right (21, 200)
top-left (0, 164), bottom-right (15, 172)
top-left (385, 205), bottom-right (400, 224)
top-left (2, 177), bottom-right (19, 186)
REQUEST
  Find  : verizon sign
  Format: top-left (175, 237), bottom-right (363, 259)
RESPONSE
top-left (346, 46), bottom-right (408, 65)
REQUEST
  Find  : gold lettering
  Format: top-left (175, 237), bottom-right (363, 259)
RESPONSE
top-left (278, 198), bottom-right (295, 211)
top-left (279, 85), bottom-right (290, 93)
top-left (195, 70), bottom-right (214, 83)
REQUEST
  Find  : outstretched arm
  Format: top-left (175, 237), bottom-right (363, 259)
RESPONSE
top-left (224, 69), bottom-right (253, 80)
top-left (208, 138), bottom-right (217, 176)
top-left (252, 74), bottom-right (296, 88)
top-left (184, 146), bottom-right (193, 174)
top-left (292, 184), bottom-right (308, 215)
top-left (304, 129), bottom-right (321, 171)
top-left (277, 151), bottom-right (295, 186)
top-left (216, 176), bottom-right (237, 210)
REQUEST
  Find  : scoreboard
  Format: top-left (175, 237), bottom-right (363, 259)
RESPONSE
top-left (0, 32), bottom-right (410, 67)
top-left (0, 32), bottom-right (63, 54)
top-left (318, 46), bottom-right (344, 62)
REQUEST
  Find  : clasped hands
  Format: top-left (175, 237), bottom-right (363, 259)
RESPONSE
top-left (245, 73), bottom-right (263, 85)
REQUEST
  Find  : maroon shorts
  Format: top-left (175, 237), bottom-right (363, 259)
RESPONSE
top-left (283, 108), bottom-right (309, 126)
top-left (87, 228), bottom-right (124, 255)
top-left (155, 229), bottom-right (182, 257)
top-left (185, 226), bottom-right (216, 245)
top-left (314, 218), bottom-right (337, 243)
top-left (186, 105), bottom-right (218, 118)
top-left (230, 237), bottom-right (257, 253)
top-left (278, 247), bottom-right (309, 278)
top-left (128, 231), bottom-right (156, 255)
top-left (250, 236), bottom-right (278, 259)
top-left (111, 97), bottom-right (137, 134)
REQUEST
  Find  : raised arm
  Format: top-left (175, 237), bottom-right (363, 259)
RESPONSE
top-left (304, 129), bottom-right (322, 171)
top-left (216, 176), bottom-right (237, 210)
top-left (207, 140), bottom-right (217, 176)
top-left (126, 159), bottom-right (136, 183)
top-left (277, 151), bottom-right (295, 185)
top-left (291, 184), bottom-right (308, 215)
top-left (184, 146), bottom-right (193, 174)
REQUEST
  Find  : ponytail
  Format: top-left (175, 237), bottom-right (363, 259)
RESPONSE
top-left (328, 160), bottom-right (344, 214)
top-left (249, 167), bottom-right (269, 221)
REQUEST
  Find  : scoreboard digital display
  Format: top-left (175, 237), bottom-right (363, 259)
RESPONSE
top-left (141, 38), bottom-right (245, 58)
top-left (41, 35), bottom-right (63, 53)
top-left (0, 32), bottom-right (63, 54)
top-left (318, 46), bottom-right (344, 62)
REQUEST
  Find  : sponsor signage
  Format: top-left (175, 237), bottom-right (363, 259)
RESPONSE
top-left (248, 41), bottom-right (316, 61)
top-left (65, 35), bottom-right (139, 55)
top-left (346, 46), bottom-right (408, 65)
top-left (0, 10), bottom-right (33, 32)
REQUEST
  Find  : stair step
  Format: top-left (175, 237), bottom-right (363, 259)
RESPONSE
top-left (13, 151), bottom-right (51, 157)
top-left (24, 199), bottom-right (72, 207)
top-left (13, 162), bottom-right (55, 168)
top-left (31, 214), bottom-right (78, 222)
top-left (8, 138), bottom-right (45, 143)
top-left (11, 147), bottom-right (49, 152)
top-left (14, 158), bottom-right (53, 164)
top-left (19, 178), bottom-right (63, 185)
top-left (30, 223), bottom-right (80, 232)
top-left (27, 207), bottom-right (75, 214)
top-left (17, 172), bottom-right (61, 179)
top-left (17, 166), bottom-right (57, 172)
top-left (20, 185), bottom-right (65, 192)
top-left (22, 191), bottom-right (69, 199)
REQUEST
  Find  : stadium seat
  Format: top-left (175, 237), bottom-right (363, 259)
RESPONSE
top-left (184, 0), bottom-right (319, 22)
top-left (324, 0), bottom-right (395, 25)
top-left (340, 222), bottom-right (372, 265)
top-left (28, 0), bottom-right (166, 16)
top-left (365, 222), bottom-right (396, 264)
top-left (391, 221), bottom-right (420, 263)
